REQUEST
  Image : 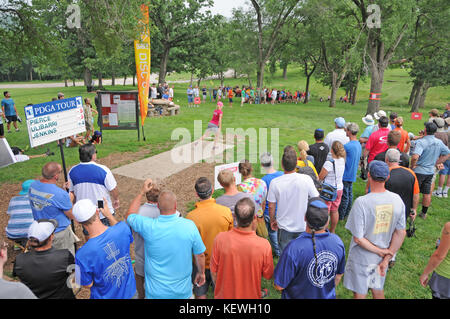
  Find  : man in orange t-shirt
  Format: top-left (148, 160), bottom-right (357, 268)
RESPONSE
top-left (210, 197), bottom-right (273, 299)
top-left (394, 117), bottom-right (411, 153)
top-left (186, 177), bottom-right (233, 299)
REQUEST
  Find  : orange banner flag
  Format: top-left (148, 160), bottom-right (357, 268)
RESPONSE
top-left (134, 4), bottom-right (151, 127)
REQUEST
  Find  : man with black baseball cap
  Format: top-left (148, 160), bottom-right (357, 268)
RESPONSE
top-left (410, 122), bottom-right (450, 219)
top-left (274, 197), bottom-right (346, 299)
top-left (344, 160), bottom-right (406, 299)
top-left (308, 129), bottom-right (330, 174)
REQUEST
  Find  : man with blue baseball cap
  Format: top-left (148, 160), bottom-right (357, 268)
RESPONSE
top-left (343, 160), bottom-right (406, 299)
top-left (324, 117), bottom-right (350, 154)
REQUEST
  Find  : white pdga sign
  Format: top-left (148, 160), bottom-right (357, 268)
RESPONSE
top-left (214, 162), bottom-right (242, 190)
top-left (25, 97), bottom-right (86, 148)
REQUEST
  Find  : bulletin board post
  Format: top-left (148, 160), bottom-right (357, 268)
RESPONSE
top-left (98, 91), bottom-right (141, 141)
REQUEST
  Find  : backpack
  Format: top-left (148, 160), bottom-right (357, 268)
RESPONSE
top-left (296, 160), bottom-right (322, 191)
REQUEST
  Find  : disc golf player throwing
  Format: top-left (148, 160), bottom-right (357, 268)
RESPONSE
top-left (197, 101), bottom-right (223, 150)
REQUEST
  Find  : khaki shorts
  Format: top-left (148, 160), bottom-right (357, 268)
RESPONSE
top-left (53, 226), bottom-right (80, 256)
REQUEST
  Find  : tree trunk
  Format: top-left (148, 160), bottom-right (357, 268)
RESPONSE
top-left (408, 82), bottom-right (418, 106)
top-left (419, 83), bottom-right (430, 109)
top-left (72, 79), bottom-right (76, 86)
top-left (133, 74), bottom-right (136, 86)
top-left (247, 74), bottom-right (252, 88)
top-left (64, 78), bottom-right (68, 87)
top-left (410, 80), bottom-right (424, 112)
top-left (365, 23), bottom-right (408, 115)
top-left (197, 78), bottom-right (202, 87)
top-left (304, 75), bottom-right (311, 104)
top-left (123, 74), bottom-right (127, 86)
top-left (329, 72), bottom-right (338, 108)
top-left (234, 70), bottom-right (237, 79)
top-left (98, 72), bottom-right (103, 88)
top-left (112, 73), bottom-right (115, 86)
top-left (158, 42), bottom-right (170, 85)
top-left (29, 65), bottom-right (33, 81)
top-left (84, 68), bottom-right (93, 88)
top-left (282, 64), bottom-right (288, 80)
top-left (351, 72), bottom-right (361, 105)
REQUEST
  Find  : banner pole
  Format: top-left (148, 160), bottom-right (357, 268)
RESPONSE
top-left (58, 139), bottom-right (77, 253)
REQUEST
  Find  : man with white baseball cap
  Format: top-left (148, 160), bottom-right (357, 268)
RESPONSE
top-left (13, 219), bottom-right (75, 299)
top-left (373, 110), bottom-right (387, 120)
top-left (73, 199), bottom-right (137, 299)
top-left (324, 117), bottom-right (349, 153)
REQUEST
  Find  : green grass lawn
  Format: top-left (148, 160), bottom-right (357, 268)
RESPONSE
top-left (0, 67), bottom-right (448, 299)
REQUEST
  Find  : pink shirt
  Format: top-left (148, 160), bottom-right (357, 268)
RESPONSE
top-left (366, 127), bottom-right (390, 163)
top-left (210, 109), bottom-right (223, 126)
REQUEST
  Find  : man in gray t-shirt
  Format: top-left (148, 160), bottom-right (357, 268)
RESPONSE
top-left (0, 239), bottom-right (36, 299)
top-left (215, 169), bottom-right (254, 227)
top-left (343, 160), bottom-right (406, 299)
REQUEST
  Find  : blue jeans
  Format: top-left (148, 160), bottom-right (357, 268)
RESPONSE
top-left (338, 181), bottom-right (353, 220)
top-left (277, 228), bottom-right (303, 253)
top-left (264, 215), bottom-right (280, 257)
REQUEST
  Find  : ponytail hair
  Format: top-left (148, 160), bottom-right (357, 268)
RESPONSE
top-left (311, 229), bottom-right (318, 273)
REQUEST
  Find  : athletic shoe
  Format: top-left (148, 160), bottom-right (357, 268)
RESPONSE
top-left (432, 190), bottom-right (443, 198)
top-left (443, 192), bottom-right (448, 198)
top-left (419, 212), bottom-right (427, 220)
top-left (261, 288), bottom-right (269, 298)
top-left (388, 261), bottom-right (395, 269)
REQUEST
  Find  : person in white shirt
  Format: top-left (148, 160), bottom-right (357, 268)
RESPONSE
top-left (271, 89), bottom-right (277, 105)
top-left (68, 143), bottom-right (119, 238)
top-left (318, 141), bottom-right (346, 233)
top-left (268, 146), bottom-right (320, 253)
top-left (169, 85), bottom-right (174, 100)
top-left (324, 117), bottom-right (350, 152)
top-left (150, 83), bottom-right (157, 100)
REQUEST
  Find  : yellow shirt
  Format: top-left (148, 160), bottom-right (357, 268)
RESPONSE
top-left (186, 198), bottom-right (233, 269)
top-left (296, 159), bottom-right (319, 178)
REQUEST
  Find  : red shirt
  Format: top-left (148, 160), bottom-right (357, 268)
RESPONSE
top-left (210, 109), bottom-right (223, 126)
top-left (210, 228), bottom-right (273, 299)
top-left (366, 127), bottom-right (390, 163)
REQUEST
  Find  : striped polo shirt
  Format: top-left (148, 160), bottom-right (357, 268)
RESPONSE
top-left (6, 195), bottom-right (34, 239)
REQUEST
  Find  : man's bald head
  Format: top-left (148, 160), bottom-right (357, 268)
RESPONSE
top-left (42, 162), bottom-right (62, 180)
top-left (157, 190), bottom-right (177, 215)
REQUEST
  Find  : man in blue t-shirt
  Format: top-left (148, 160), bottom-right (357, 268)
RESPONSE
top-left (260, 152), bottom-right (283, 257)
top-left (339, 123), bottom-right (362, 220)
top-left (126, 180), bottom-right (206, 299)
top-left (187, 86), bottom-right (194, 107)
top-left (73, 199), bottom-right (137, 299)
top-left (1, 91), bottom-right (19, 133)
top-left (28, 162), bottom-right (77, 256)
top-left (411, 122), bottom-right (450, 219)
top-left (274, 197), bottom-right (345, 299)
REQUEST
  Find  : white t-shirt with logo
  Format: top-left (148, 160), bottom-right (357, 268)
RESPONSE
top-left (267, 173), bottom-right (319, 233)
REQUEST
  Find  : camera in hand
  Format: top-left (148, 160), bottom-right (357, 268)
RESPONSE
top-left (97, 200), bottom-right (104, 209)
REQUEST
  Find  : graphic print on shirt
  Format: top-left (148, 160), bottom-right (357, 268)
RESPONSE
top-left (29, 188), bottom-right (54, 210)
top-left (103, 242), bottom-right (131, 288)
top-left (307, 251), bottom-right (338, 288)
top-left (373, 204), bottom-right (393, 235)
